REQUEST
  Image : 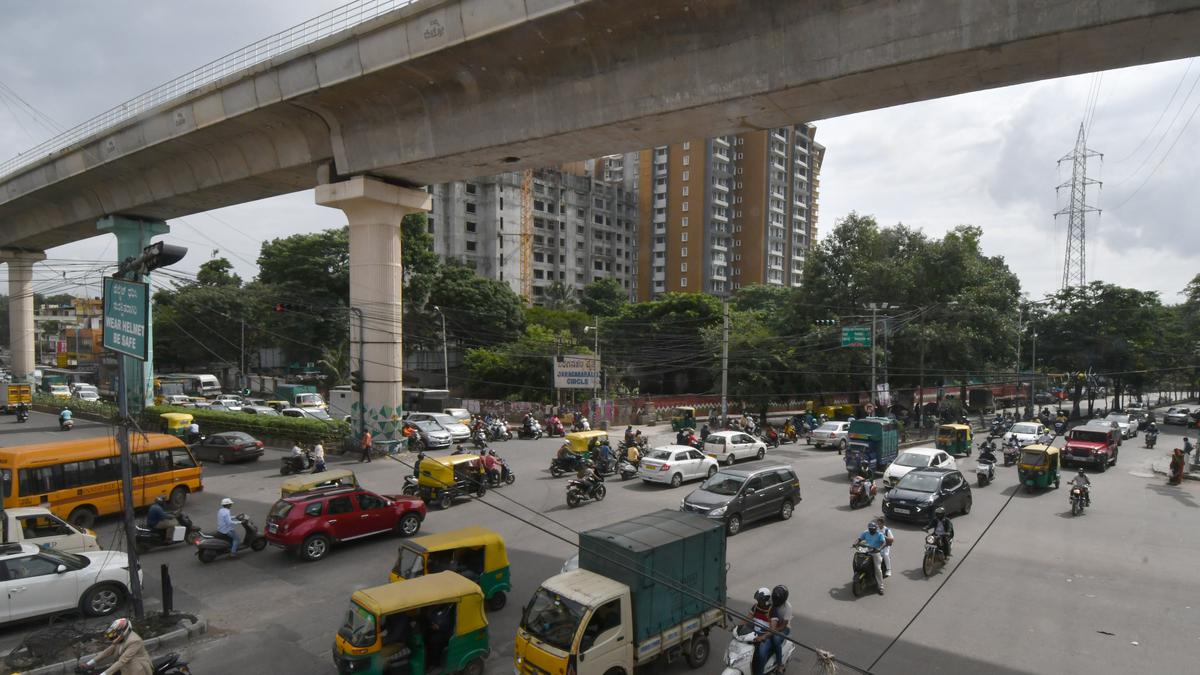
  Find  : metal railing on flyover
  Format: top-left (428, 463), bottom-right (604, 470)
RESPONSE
top-left (0, 0), bottom-right (418, 181)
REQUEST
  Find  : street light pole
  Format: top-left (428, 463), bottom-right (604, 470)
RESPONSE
top-left (433, 306), bottom-right (449, 392)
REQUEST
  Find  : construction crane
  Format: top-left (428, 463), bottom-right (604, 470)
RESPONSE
top-left (519, 169), bottom-right (533, 300)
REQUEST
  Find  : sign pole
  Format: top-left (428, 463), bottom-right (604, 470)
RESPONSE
top-left (115, 351), bottom-right (144, 619)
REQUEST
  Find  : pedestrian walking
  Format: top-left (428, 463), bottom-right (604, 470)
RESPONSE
top-left (312, 440), bottom-right (326, 472)
top-left (1169, 448), bottom-right (1185, 485)
top-left (359, 429), bottom-right (373, 463)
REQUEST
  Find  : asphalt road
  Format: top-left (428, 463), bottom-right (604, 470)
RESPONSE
top-left (1, 409), bottom-right (1198, 674)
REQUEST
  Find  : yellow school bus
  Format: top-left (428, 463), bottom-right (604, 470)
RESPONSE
top-left (0, 434), bottom-right (203, 528)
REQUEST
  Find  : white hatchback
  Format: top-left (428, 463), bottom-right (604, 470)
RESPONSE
top-left (639, 446), bottom-right (719, 487)
top-left (810, 421), bottom-right (850, 451)
top-left (0, 544), bottom-right (136, 624)
top-left (882, 447), bottom-right (957, 488)
top-left (703, 431), bottom-right (767, 466)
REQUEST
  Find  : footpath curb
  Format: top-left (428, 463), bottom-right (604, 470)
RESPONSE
top-left (1150, 460), bottom-right (1200, 482)
top-left (18, 616), bottom-right (206, 675)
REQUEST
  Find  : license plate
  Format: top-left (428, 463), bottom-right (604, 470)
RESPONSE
top-left (893, 508), bottom-right (911, 514)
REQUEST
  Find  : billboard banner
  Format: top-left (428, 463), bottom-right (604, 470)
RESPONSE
top-left (554, 354), bottom-right (599, 389)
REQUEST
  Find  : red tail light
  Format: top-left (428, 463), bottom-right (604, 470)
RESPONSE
top-left (659, 464), bottom-right (671, 471)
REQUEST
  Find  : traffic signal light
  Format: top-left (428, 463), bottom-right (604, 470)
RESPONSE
top-left (350, 370), bottom-right (364, 392)
top-left (814, 318), bottom-right (838, 326)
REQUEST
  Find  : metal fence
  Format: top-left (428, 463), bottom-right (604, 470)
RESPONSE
top-left (0, 0), bottom-right (417, 181)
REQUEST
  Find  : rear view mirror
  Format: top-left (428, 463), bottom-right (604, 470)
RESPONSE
top-left (56, 564), bottom-right (67, 574)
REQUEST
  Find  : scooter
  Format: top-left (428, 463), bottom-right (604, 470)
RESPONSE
top-left (471, 427), bottom-right (489, 448)
top-left (759, 427), bottom-right (780, 449)
top-left (720, 622), bottom-right (795, 675)
top-left (487, 457), bottom-right (517, 487)
top-left (976, 456), bottom-right (996, 487)
top-left (15, 408), bottom-right (28, 423)
top-left (849, 476), bottom-right (876, 509)
top-left (60, 417), bottom-right (75, 431)
top-left (550, 452), bottom-right (587, 477)
top-left (618, 458), bottom-right (638, 480)
top-left (135, 511), bottom-right (195, 554)
top-left (565, 477), bottom-right (606, 508)
top-left (1002, 441), bottom-right (1020, 467)
top-left (850, 540), bottom-right (882, 597)
top-left (1145, 431), bottom-right (1158, 449)
top-left (517, 420), bottom-right (543, 440)
top-left (279, 450), bottom-right (314, 475)
top-left (77, 652), bottom-right (190, 675)
top-left (194, 514), bottom-right (268, 563)
top-left (488, 420), bottom-right (512, 442)
top-left (402, 475), bottom-right (420, 496)
top-left (545, 418), bottom-right (565, 437)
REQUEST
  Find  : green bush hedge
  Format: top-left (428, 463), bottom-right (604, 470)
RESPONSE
top-left (142, 405), bottom-right (351, 446)
top-left (33, 394), bottom-right (118, 421)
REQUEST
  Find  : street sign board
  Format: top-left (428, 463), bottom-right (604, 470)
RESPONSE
top-left (102, 277), bottom-right (150, 360)
top-left (554, 354), bottom-right (599, 389)
top-left (841, 326), bottom-right (872, 348)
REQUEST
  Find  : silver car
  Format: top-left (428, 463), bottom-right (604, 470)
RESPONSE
top-left (406, 412), bottom-right (470, 443)
top-left (1104, 413), bottom-right (1136, 439)
top-left (407, 419), bottom-right (452, 450)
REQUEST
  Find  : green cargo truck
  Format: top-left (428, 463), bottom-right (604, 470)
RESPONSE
top-left (514, 510), bottom-right (726, 675)
top-left (844, 416), bottom-right (899, 479)
top-left (274, 383), bottom-right (326, 410)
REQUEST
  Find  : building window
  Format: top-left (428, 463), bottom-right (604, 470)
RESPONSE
top-left (682, 155), bottom-right (690, 166)
top-left (683, 141), bottom-right (690, 150)
top-left (500, 197), bottom-right (504, 209)
top-left (682, 202), bottom-right (689, 212)
top-left (682, 186), bottom-right (689, 197)
top-left (681, 247), bottom-right (688, 257)
top-left (465, 183), bottom-right (477, 194)
top-left (465, 202), bottom-right (476, 214)
top-left (680, 277), bottom-right (688, 288)
top-left (682, 216), bottom-right (688, 227)
top-left (466, 221), bottom-right (476, 233)
top-left (681, 232), bottom-right (688, 242)
top-left (534, 200), bottom-right (545, 211)
top-left (681, 262), bottom-right (688, 272)
top-left (534, 269), bottom-right (544, 279)
top-left (682, 171), bottom-right (689, 181)
top-left (466, 241), bottom-right (477, 252)
top-left (534, 252), bottom-right (544, 262)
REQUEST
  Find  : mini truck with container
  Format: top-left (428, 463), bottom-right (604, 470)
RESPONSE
top-left (514, 510), bottom-right (726, 675)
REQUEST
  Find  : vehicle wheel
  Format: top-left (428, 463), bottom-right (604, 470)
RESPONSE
top-left (68, 506), bottom-right (97, 530)
top-left (723, 455), bottom-right (735, 466)
top-left (280, 465), bottom-right (291, 476)
top-left (670, 473), bottom-right (683, 488)
top-left (839, 439), bottom-right (848, 454)
top-left (595, 485), bottom-right (606, 501)
top-left (961, 498), bottom-right (972, 515)
top-left (505, 473), bottom-right (516, 485)
top-left (217, 452), bottom-right (227, 465)
top-left (300, 534), bottom-right (330, 561)
top-left (462, 657), bottom-right (485, 675)
top-left (757, 447), bottom-right (766, 460)
top-left (439, 493), bottom-right (454, 510)
top-left (1111, 451), bottom-right (1118, 466)
top-left (486, 591), bottom-right (507, 611)
top-left (567, 491), bottom-right (581, 508)
top-left (1072, 500), bottom-right (1081, 516)
top-left (80, 583), bottom-right (126, 617)
top-left (852, 575), bottom-right (866, 597)
top-left (396, 513), bottom-right (422, 537)
top-left (1025, 484), bottom-right (1033, 493)
top-left (779, 500), bottom-right (794, 520)
top-left (402, 484), bottom-right (419, 497)
top-left (169, 486), bottom-right (188, 510)
top-left (707, 465), bottom-right (717, 478)
top-left (922, 551), bottom-right (935, 577)
top-left (978, 475), bottom-right (986, 488)
top-left (684, 634), bottom-right (710, 669)
top-left (250, 536), bottom-right (268, 552)
top-left (198, 548), bottom-right (219, 563)
top-left (550, 465), bottom-right (564, 478)
top-left (726, 514), bottom-right (742, 536)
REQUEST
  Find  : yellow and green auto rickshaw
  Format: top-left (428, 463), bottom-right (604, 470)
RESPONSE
top-left (333, 572), bottom-right (489, 675)
top-left (418, 455), bottom-right (487, 510)
top-left (1017, 444), bottom-right (1061, 492)
top-left (936, 424), bottom-right (974, 457)
top-left (159, 412), bottom-right (193, 439)
top-left (390, 526), bottom-right (511, 611)
top-left (280, 469), bottom-right (360, 497)
top-left (671, 406), bottom-right (698, 431)
top-left (550, 431), bottom-right (608, 477)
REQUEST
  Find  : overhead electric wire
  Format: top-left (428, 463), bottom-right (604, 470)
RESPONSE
top-left (1109, 67), bottom-right (1200, 187)
top-left (1113, 58), bottom-right (1195, 163)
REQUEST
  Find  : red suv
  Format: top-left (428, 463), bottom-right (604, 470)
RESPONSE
top-left (265, 486), bottom-right (426, 561)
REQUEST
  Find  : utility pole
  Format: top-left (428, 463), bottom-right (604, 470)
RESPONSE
top-left (585, 319), bottom-right (600, 401)
top-left (239, 317), bottom-right (246, 393)
top-left (917, 310), bottom-right (926, 428)
top-left (720, 300), bottom-right (729, 426)
top-left (433, 306), bottom-right (449, 392)
top-left (349, 307), bottom-right (366, 437)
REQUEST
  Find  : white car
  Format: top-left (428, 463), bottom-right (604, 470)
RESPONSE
top-left (281, 407), bottom-right (333, 421)
top-left (214, 395), bottom-right (243, 411)
top-left (443, 408), bottom-right (472, 424)
top-left (72, 389), bottom-right (100, 402)
top-left (406, 412), bottom-right (470, 443)
top-left (703, 431), bottom-right (767, 466)
top-left (639, 446), bottom-right (719, 487)
top-left (1104, 413), bottom-right (1135, 439)
top-left (1007, 422), bottom-right (1048, 446)
top-left (810, 421), bottom-right (850, 451)
top-left (0, 543), bottom-right (136, 624)
top-left (882, 448), bottom-right (957, 488)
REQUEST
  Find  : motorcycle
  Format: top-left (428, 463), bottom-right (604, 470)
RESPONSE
top-left (15, 408), bottom-right (28, 423)
top-left (1145, 431), bottom-right (1158, 449)
top-left (565, 477), bottom-right (605, 507)
top-left (471, 427), bottom-right (489, 448)
top-left (849, 476), bottom-right (877, 509)
top-left (402, 475), bottom-right (420, 496)
top-left (617, 458), bottom-right (638, 480)
top-left (1070, 486), bottom-right (1088, 516)
top-left (1002, 441), bottom-right (1020, 467)
top-left (135, 511), bottom-right (195, 554)
top-left (279, 450), bottom-right (315, 476)
top-left (976, 455), bottom-right (996, 487)
top-left (545, 418), bottom-right (565, 437)
top-left (550, 452), bottom-right (587, 477)
top-left (572, 417), bottom-right (591, 432)
top-left (76, 652), bottom-right (190, 675)
top-left (193, 514), bottom-right (268, 563)
top-left (488, 420), bottom-right (512, 442)
top-left (989, 420), bottom-right (1005, 438)
top-left (487, 457), bottom-right (517, 487)
top-left (759, 426), bottom-right (780, 449)
top-left (850, 540), bottom-right (882, 597)
top-left (517, 420), bottom-right (543, 440)
top-left (921, 534), bottom-right (948, 577)
top-left (720, 622), bottom-right (794, 675)
top-left (60, 417), bottom-right (75, 431)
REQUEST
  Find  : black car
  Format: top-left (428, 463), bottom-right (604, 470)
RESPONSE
top-left (680, 462), bottom-right (801, 536)
top-left (881, 467), bottom-right (971, 523)
top-left (191, 431), bottom-right (264, 464)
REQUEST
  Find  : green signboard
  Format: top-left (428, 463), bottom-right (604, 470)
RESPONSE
top-left (103, 277), bottom-right (150, 360)
top-left (841, 326), bottom-right (872, 348)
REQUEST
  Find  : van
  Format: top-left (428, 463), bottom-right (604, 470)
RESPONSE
top-left (1063, 424), bottom-right (1119, 471)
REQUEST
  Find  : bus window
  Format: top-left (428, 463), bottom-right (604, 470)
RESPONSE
top-left (2, 469), bottom-right (11, 498)
top-left (134, 450), bottom-right (170, 476)
top-left (170, 448), bottom-right (198, 469)
top-left (19, 466), bottom-right (61, 496)
top-left (94, 457), bottom-right (119, 483)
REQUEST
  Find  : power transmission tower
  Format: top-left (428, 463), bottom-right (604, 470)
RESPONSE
top-left (1055, 123), bottom-right (1102, 290)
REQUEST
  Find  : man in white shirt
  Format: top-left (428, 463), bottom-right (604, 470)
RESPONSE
top-left (874, 516), bottom-right (894, 578)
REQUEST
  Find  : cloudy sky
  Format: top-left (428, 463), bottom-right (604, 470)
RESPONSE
top-left (1, 1), bottom-right (1197, 303)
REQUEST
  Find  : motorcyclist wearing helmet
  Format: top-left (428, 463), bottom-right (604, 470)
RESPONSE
top-left (83, 617), bottom-right (152, 675)
top-left (747, 587), bottom-right (772, 633)
top-left (58, 407), bottom-right (73, 429)
top-left (924, 507), bottom-right (954, 558)
top-left (576, 460), bottom-right (601, 497)
top-left (756, 585), bottom-right (792, 675)
top-left (146, 496), bottom-right (176, 538)
top-left (216, 497), bottom-right (240, 558)
top-left (1069, 468), bottom-right (1091, 506)
top-left (858, 521), bottom-right (887, 595)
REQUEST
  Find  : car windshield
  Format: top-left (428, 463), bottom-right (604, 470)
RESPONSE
top-left (894, 452), bottom-right (932, 468)
top-left (705, 436), bottom-right (725, 445)
top-left (896, 472), bottom-right (939, 493)
top-left (648, 449), bottom-right (673, 460)
top-left (338, 601), bottom-right (377, 649)
top-left (1020, 450), bottom-right (1048, 466)
top-left (699, 471), bottom-right (745, 495)
top-left (817, 422), bottom-right (841, 432)
top-left (267, 501), bottom-right (293, 519)
top-left (395, 547), bottom-right (426, 580)
top-left (220, 432), bottom-right (254, 443)
top-left (1011, 423), bottom-right (1039, 435)
top-left (37, 547), bottom-right (88, 569)
top-left (1070, 430), bottom-right (1108, 443)
top-left (413, 420), bottom-right (441, 432)
top-left (520, 587), bottom-right (586, 652)
top-left (430, 414), bottom-right (459, 427)
top-left (305, 409), bottom-right (333, 421)
top-left (1106, 414), bottom-right (1129, 423)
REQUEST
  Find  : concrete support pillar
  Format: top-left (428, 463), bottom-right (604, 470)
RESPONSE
top-left (316, 176), bottom-right (430, 438)
top-left (1, 249), bottom-right (47, 382)
top-left (97, 215), bottom-right (169, 409)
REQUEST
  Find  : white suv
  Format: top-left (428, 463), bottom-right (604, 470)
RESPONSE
top-left (810, 421), bottom-right (850, 451)
top-left (703, 431), bottom-right (767, 465)
top-left (882, 447), bottom-right (957, 488)
top-left (0, 543), bottom-right (136, 624)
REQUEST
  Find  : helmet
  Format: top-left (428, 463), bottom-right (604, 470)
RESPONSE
top-left (153, 495), bottom-right (166, 506)
top-left (104, 617), bottom-right (131, 642)
top-left (220, 497), bottom-right (233, 507)
top-left (1077, 468), bottom-right (1085, 475)
top-left (867, 522), bottom-right (878, 532)
top-left (754, 587), bottom-right (772, 607)
top-left (935, 507), bottom-right (946, 517)
top-left (771, 585), bottom-right (789, 606)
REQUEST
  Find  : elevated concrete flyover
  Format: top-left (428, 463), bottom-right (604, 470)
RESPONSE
top-left (4, 0), bottom-right (1200, 250)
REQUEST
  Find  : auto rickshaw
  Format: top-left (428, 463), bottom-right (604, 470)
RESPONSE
top-left (418, 455), bottom-right (487, 509)
top-left (390, 526), bottom-right (511, 611)
top-left (551, 430), bottom-right (608, 477)
top-left (281, 469), bottom-right (360, 497)
top-left (1017, 444), bottom-right (1061, 492)
top-left (333, 572), bottom-right (489, 675)
top-left (265, 399), bottom-right (290, 412)
top-left (936, 424), bottom-right (973, 457)
top-left (159, 412), bottom-right (193, 439)
top-left (671, 406), bottom-right (698, 431)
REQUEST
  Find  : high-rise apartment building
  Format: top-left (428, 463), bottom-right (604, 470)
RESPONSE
top-left (427, 164), bottom-right (638, 304)
top-left (635, 124), bottom-right (824, 300)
